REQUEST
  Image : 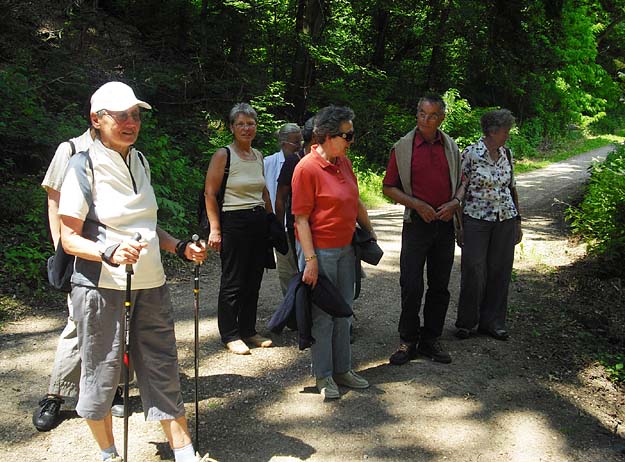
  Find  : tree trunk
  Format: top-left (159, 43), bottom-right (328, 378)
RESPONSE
top-left (371, 4), bottom-right (389, 68)
top-left (425, 0), bottom-right (451, 91)
top-left (287, 0), bottom-right (326, 123)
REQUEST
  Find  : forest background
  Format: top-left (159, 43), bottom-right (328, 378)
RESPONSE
top-left (0, 0), bottom-right (624, 320)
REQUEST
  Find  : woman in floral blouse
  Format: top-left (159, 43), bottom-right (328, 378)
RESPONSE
top-left (454, 109), bottom-right (521, 341)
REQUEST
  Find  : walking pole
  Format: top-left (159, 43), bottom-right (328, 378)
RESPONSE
top-left (191, 233), bottom-right (201, 453)
top-left (123, 232), bottom-right (141, 462)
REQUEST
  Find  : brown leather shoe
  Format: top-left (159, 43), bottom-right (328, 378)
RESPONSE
top-left (244, 334), bottom-right (273, 348)
top-left (225, 339), bottom-right (251, 355)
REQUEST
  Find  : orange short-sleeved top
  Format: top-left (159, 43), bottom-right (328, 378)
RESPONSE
top-left (291, 145), bottom-right (359, 249)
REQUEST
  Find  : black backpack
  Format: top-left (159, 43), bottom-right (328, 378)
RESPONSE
top-left (197, 146), bottom-right (231, 239)
top-left (45, 140), bottom-right (78, 292)
top-left (44, 140), bottom-right (76, 246)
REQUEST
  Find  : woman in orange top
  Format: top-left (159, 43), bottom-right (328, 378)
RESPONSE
top-left (292, 105), bottom-right (376, 400)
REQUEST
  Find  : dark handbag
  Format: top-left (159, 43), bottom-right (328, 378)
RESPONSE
top-left (268, 212), bottom-right (288, 255)
top-left (265, 212), bottom-right (287, 269)
top-left (352, 226), bottom-right (383, 300)
top-left (47, 243), bottom-right (74, 292)
top-left (352, 226), bottom-right (383, 266)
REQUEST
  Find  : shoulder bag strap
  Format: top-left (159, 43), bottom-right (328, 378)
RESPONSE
top-left (504, 147), bottom-right (520, 214)
top-left (216, 147), bottom-right (231, 207)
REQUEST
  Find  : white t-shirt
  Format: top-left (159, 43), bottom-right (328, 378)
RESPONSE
top-left (59, 140), bottom-right (166, 290)
top-left (42, 129), bottom-right (94, 192)
top-left (263, 149), bottom-right (285, 211)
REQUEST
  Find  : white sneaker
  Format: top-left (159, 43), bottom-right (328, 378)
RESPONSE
top-left (103, 456), bottom-right (123, 462)
top-left (316, 376), bottom-right (340, 399)
top-left (334, 370), bottom-right (369, 389)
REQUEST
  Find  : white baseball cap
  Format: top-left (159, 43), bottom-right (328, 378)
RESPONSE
top-left (90, 81), bottom-right (152, 113)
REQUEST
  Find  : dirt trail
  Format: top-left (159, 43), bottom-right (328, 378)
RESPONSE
top-left (1, 146), bottom-right (624, 462)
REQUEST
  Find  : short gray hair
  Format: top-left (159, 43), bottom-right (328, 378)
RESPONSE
top-left (417, 93), bottom-right (446, 113)
top-left (229, 103), bottom-right (257, 125)
top-left (313, 106), bottom-right (355, 141)
top-left (276, 123), bottom-right (301, 142)
top-left (481, 109), bottom-right (515, 136)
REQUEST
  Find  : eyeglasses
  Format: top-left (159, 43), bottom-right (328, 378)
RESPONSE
top-left (417, 111), bottom-right (442, 122)
top-left (100, 109), bottom-right (142, 123)
top-left (234, 122), bottom-right (257, 129)
top-left (334, 131), bottom-right (355, 142)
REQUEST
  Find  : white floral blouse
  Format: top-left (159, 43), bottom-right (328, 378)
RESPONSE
top-left (461, 138), bottom-right (519, 222)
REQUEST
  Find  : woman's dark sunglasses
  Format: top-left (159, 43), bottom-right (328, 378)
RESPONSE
top-left (335, 131), bottom-right (355, 142)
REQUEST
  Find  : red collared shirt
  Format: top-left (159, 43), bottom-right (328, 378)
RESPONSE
top-left (292, 145), bottom-right (359, 249)
top-left (383, 130), bottom-right (451, 208)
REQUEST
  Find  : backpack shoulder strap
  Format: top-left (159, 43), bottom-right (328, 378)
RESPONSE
top-left (504, 147), bottom-right (514, 187)
top-left (136, 150), bottom-right (146, 170)
top-left (224, 146), bottom-right (231, 175)
top-left (220, 146), bottom-right (231, 197)
top-left (68, 140), bottom-right (76, 157)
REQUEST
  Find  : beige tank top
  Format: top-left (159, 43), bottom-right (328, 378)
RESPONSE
top-left (222, 146), bottom-right (266, 212)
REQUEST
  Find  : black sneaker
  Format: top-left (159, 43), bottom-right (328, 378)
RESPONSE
top-left (454, 328), bottom-right (471, 340)
top-left (389, 342), bottom-right (417, 365)
top-left (111, 386), bottom-right (124, 418)
top-left (32, 396), bottom-right (64, 431)
top-left (417, 340), bottom-right (452, 364)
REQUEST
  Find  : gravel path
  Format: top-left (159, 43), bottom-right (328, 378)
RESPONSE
top-left (1, 145), bottom-right (623, 462)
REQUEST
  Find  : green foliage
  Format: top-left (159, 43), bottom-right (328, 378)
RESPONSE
top-left (350, 154), bottom-right (387, 208)
top-left (137, 114), bottom-right (204, 238)
top-left (0, 66), bottom-right (85, 170)
top-left (600, 354), bottom-right (625, 383)
top-left (440, 88), bottom-right (484, 148)
top-left (250, 81), bottom-right (291, 153)
top-left (566, 144), bottom-right (625, 275)
top-left (0, 176), bottom-right (50, 295)
top-left (587, 110), bottom-right (625, 135)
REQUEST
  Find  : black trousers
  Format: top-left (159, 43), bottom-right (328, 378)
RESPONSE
top-left (398, 214), bottom-right (455, 344)
top-left (218, 207), bottom-right (267, 343)
top-left (455, 216), bottom-right (515, 331)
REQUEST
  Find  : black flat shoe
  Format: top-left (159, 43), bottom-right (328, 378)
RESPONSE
top-left (478, 327), bottom-right (509, 341)
top-left (454, 328), bottom-right (471, 340)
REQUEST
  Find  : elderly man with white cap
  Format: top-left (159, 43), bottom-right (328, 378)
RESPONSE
top-left (58, 81), bottom-right (214, 462)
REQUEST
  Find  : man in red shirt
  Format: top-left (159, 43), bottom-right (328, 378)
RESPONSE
top-left (383, 93), bottom-right (463, 365)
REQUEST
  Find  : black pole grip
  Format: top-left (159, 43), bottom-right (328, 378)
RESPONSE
top-left (126, 232), bottom-right (142, 274)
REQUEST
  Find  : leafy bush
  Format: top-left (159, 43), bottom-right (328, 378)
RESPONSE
top-left (0, 66), bottom-right (85, 171)
top-left (0, 176), bottom-right (50, 295)
top-left (566, 144), bottom-right (625, 276)
top-left (600, 354), bottom-right (625, 383)
top-left (350, 153), bottom-right (387, 208)
top-left (587, 110), bottom-right (625, 135)
top-left (440, 88), bottom-right (484, 148)
top-left (250, 81), bottom-right (291, 153)
top-left (137, 114), bottom-right (204, 239)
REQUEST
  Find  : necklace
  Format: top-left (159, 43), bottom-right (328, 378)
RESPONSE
top-left (232, 143), bottom-right (255, 160)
